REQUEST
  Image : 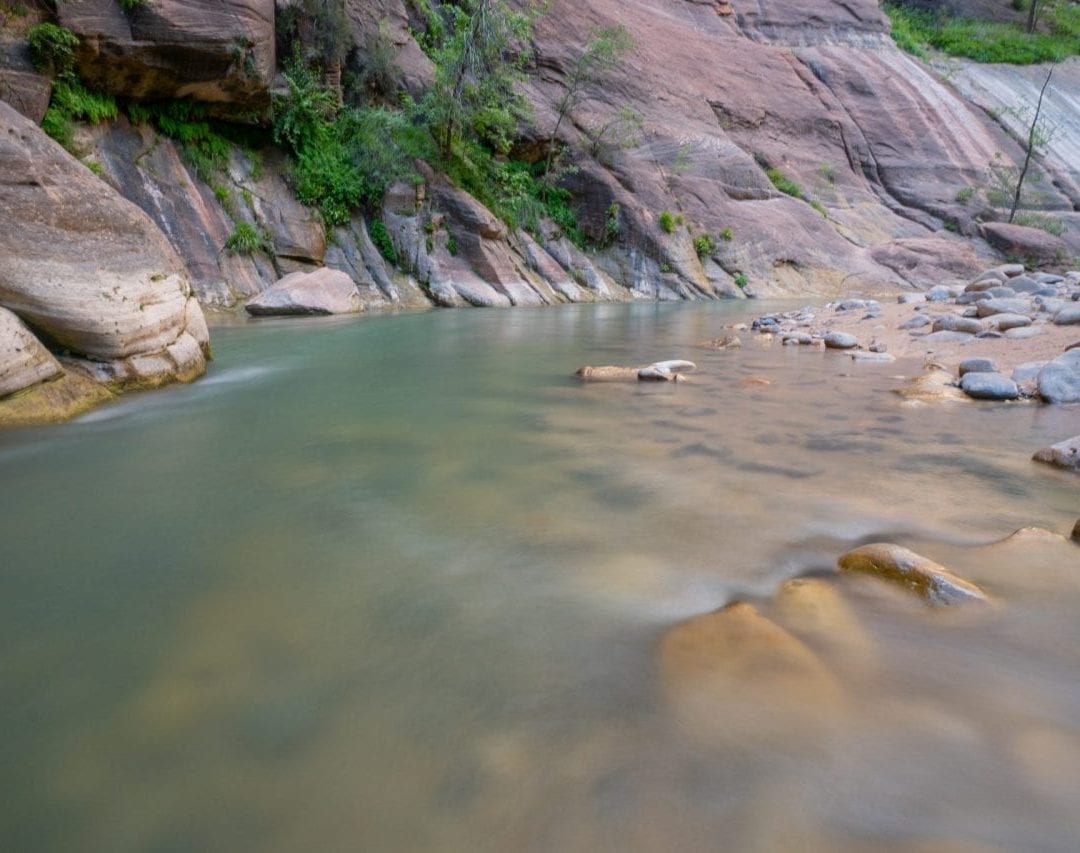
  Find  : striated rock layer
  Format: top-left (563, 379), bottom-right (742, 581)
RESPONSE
top-left (0, 100), bottom-right (210, 424)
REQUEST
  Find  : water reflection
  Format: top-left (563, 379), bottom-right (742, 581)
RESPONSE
top-left (0, 301), bottom-right (1078, 851)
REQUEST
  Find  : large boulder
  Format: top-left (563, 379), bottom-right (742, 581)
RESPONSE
top-left (981, 222), bottom-right (1070, 267)
top-left (57, 0), bottom-right (275, 108)
top-left (0, 100), bottom-right (209, 411)
top-left (1033, 435), bottom-right (1080, 473)
top-left (0, 306), bottom-right (62, 397)
top-left (245, 268), bottom-right (361, 316)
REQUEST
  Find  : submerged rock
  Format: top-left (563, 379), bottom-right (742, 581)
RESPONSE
top-left (895, 368), bottom-right (968, 404)
top-left (658, 601), bottom-right (843, 747)
top-left (577, 360), bottom-right (695, 382)
top-left (245, 269), bottom-right (361, 316)
top-left (1033, 436), bottom-right (1080, 473)
top-left (837, 543), bottom-right (988, 606)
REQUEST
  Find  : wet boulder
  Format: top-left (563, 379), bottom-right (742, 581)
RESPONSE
top-left (824, 331), bottom-right (858, 349)
top-left (960, 372), bottom-right (1020, 401)
top-left (1037, 350), bottom-right (1080, 404)
top-left (838, 543), bottom-right (988, 606)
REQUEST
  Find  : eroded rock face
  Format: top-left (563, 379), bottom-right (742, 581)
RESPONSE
top-left (0, 100), bottom-right (209, 415)
top-left (58, 0), bottom-right (275, 108)
top-left (0, 36), bottom-right (52, 122)
top-left (245, 268), bottom-right (361, 316)
top-left (838, 543), bottom-right (988, 606)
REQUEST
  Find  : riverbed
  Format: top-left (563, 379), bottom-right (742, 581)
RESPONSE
top-left (2, 301), bottom-right (1078, 851)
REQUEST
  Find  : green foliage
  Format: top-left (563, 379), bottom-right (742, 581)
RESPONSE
top-left (1014, 211), bottom-right (1066, 236)
top-left (419, 0), bottom-right (535, 161)
top-left (131, 100), bottom-right (232, 182)
top-left (955, 186), bottom-right (976, 204)
top-left (720, 227), bottom-right (734, 241)
top-left (603, 203), bottom-right (620, 246)
top-left (27, 23), bottom-right (79, 76)
top-left (41, 79), bottom-right (118, 149)
top-left (734, 272), bottom-right (748, 289)
top-left (224, 222), bottom-right (272, 255)
top-left (368, 218), bottom-right (398, 264)
top-left (810, 199), bottom-right (827, 217)
top-left (117, 0), bottom-right (144, 10)
top-left (693, 233), bottom-right (716, 258)
top-left (766, 168), bottom-right (803, 199)
top-left (883, 3), bottom-right (1079, 63)
top-left (446, 234), bottom-right (458, 255)
top-left (817, 163), bottom-right (836, 184)
top-left (658, 210), bottom-right (682, 234)
top-left (84, 159), bottom-right (104, 176)
top-left (276, 0), bottom-right (351, 69)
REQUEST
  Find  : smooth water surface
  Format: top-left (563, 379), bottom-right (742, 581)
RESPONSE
top-left (2, 302), bottom-right (1078, 851)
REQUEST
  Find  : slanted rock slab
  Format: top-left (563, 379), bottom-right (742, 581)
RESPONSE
top-left (1033, 436), bottom-right (1080, 473)
top-left (838, 543), bottom-right (988, 606)
top-left (245, 269), bottom-right (361, 316)
top-left (0, 307), bottom-right (62, 398)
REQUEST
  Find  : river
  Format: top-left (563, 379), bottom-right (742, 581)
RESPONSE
top-left (2, 301), bottom-right (1078, 851)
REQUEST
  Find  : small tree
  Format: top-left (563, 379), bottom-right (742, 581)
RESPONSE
top-left (1008, 64), bottom-right (1054, 223)
top-left (542, 25), bottom-right (634, 184)
top-left (421, 0), bottom-right (535, 162)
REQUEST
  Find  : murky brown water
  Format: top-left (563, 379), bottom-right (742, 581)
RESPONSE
top-left (1, 302), bottom-right (1078, 851)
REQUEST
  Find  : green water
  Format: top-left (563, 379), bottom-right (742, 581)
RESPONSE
top-left (1, 302), bottom-right (1078, 851)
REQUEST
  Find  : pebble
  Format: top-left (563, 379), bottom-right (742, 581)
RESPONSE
top-left (987, 286), bottom-right (1017, 298)
top-left (1037, 298), bottom-right (1066, 314)
top-left (900, 314), bottom-right (931, 330)
top-left (975, 330), bottom-right (1004, 339)
top-left (850, 350), bottom-right (895, 362)
top-left (927, 285), bottom-right (952, 302)
top-left (933, 315), bottom-right (983, 334)
top-left (837, 543), bottom-right (988, 606)
top-left (957, 291), bottom-right (992, 304)
top-left (898, 293), bottom-right (925, 304)
top-left (921, 330), bottom-right (974, 344)
top-left (1053, 306), bottom-right (1080, 326)
top-left (960, 372), bottom-right (1020, 401)
top-left (1006, 276), bottom-right (1042, 293)
top-left (824, 332), bottom-right (858, 349)
top-left (782, 332), bottom-right (813, 345)
top-left (977, 298), bottom-right (1033, 318)
top-left (959, 358), bottom-right (997, 376)
top-left (1005, 326), bottom-right (1041, 340)
top-left (993, 313), bottom-right (1032, 331)
top-left (1012, 362), bottom-right (1046, 382)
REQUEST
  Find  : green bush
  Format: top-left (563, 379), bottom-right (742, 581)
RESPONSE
top-left (720, 227), bottom-right (734, 241)
top-left (693, 233), bottom-right (716, 258)
top-left (955, 186), bottom-right (976, 204)
top-left (368, 218), bottom-right (398, 265)
top-left (224, 222), bottom-right (271, 255)
top-left (27, 23), bottom-right (79, 76)
top-left (766, 168), bottom-right (803, 199)
top-left (658, 210), bottom-right (682, 234)
top-left (734, 272), bottom-right (748, 289)
top-left (129, 100), bottom-right (233, 181)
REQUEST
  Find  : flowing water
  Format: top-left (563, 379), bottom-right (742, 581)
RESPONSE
top-left (1, 302), bottom-right (1079, 852)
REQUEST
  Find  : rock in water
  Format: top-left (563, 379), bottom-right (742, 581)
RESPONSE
top-left (0, 100), bottom-right (209, 421)
top-left (576, 365), bottom-right (641, 382)
top-left (1033, 436), bottom-right (1080, 473)
top-left (960, 372), bottom-right (1020, 401)
top-left (838, 543), bottom-right (988, 606)
top-left (1037, 350), bottom-right (1080, 404)
top-left (824, 332), bottom-right (858, 349)
top-left (657, 601), bottom-right (843, 747)
top-left (245, 269), bottom-right (361, 316)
